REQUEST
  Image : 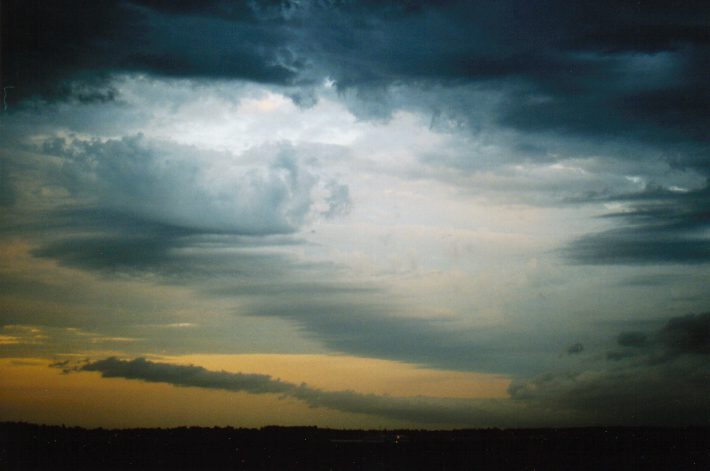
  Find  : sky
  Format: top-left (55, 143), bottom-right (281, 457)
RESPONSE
top-left (1, 0), bottom-right (709, 429)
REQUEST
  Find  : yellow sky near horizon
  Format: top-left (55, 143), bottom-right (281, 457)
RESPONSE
top-left (0, 240), bottom-right (512, 429)
top-left (0, 356), bottom-right (510, 429)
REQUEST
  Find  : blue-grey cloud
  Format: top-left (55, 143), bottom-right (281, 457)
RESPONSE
top-left (565, 231), bottom-right (710, 265)
top-left (243, 299), bottom-right (557, 375)
top-left (1, 132), bottom-right (351, 293)
top-left (510, 313), bottom-right (710, 425)
top-left (564, 184), bottom-right (710, 265)
top-left (612, 313), bottom-right (710, 360)
top-left (616, 332), bottom-right (648, 348)
top-left (5, 1), bottom-right (708, 185)
top-left (80, 357), bottom-right (295, 394)
top-left (36, 135), bottom-right (329, 236)
top-left (658, 312), bottom-right (710, 355)
top-left (0, 157), bottom-right (16, 207)
top-left (1, 0), bottom-right (298, 105)
top-left (509, 355), bottom-right (710, 426)
top-left (6, 1), bottom-right (709, 138)
top-left (566, 343), bottom-right (584, 355)
top-left (30, 230), bottom-right (294, 282)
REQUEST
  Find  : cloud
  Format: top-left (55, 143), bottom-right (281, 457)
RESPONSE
top-left (29, 227), bottom-right (297, 281)
top-left (6, 1), bottom-right (708, 138)
top-left (81, 357), bottom-right (294, 394)
top-left (5, 132), bottom-right (351, 283)
top-left (1, 0), bottom-right (298, 104)
top-left (67, 311), bottom-right (710, 428)
top-left (21, 213), bottom-right (552, 374)
top-left (616, 332), bottom-right (648, 348)
top-left (37, 135), bottom-right (333, 235)
top-left (565, 230), bottom-right (710, 265)
top-left (294, 1), bottom-right (709, 149)
top-left (606, 312), bottom-right (710, 362)
top-left (72, 357), bottom-right (514, 427)
top-left (564, 184), bottom-right (710, 265)
top-left (1, 123), bottom-right (552, 375)
top-left (0, 157), bottom-right (16, 207)
top-left (322, 182), bottom-right (352, 219)
top-left (509, 357), bottom-right (710, 426)
top-left (658, 312), bottom-right (710, 355)
top-left (509, 313), bottom-right (710, 425)
top-left (7, 0), bottom-right (710, 200)
top-left (566, 343), bottom-right (584, 355)
top-left (1, 81), bottom-right (357, 287)
top-left (242, 298), bottom-right (561, 376)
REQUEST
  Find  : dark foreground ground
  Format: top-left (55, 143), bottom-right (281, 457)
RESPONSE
top-left (1, 422), bottom-right (708, 470)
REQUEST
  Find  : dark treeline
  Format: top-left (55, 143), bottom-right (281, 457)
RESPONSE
top-left (1, 422), bottom-right (708, 470)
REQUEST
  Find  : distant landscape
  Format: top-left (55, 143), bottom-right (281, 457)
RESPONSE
top-left (2, 422), bottom-right (708, 470)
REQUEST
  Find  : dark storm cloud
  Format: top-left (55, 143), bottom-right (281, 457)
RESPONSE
top-left (508, 355), bottom-right (710, 425)
top-left (6, 1), bottom-right (709, 204)
top-left (566, 231), bottom-right (710, 265)
top-left (5, 1), bottom-right (708, 111)
top-left (509, 312), bottom-right (710, 425)
top-left (292, 1), bottom-right (710, 149)
top-left (295, 0), bottom-right (710, 257)
top-left (1, 0), bottom-right (297, 104)
top-left (565, 184), bottom-right (710, 264)
top-left (73, 357), bottom-right (513, 426)
top-left (616, 312), bottom-right (710, 359)
top-left (658, 312), bottom-right (710, 355)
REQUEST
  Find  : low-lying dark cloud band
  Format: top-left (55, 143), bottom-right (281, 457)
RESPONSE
top-left (68, 357), bottom-right (509, 427)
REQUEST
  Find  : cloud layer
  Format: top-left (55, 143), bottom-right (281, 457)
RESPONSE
top-left (1, 0), bottom-right (709, 428)
top-left (69, 309), bottom-right (710, 428)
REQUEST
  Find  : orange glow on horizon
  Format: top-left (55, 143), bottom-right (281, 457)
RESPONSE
top-left (0, 356), bottom-right (509, 429)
